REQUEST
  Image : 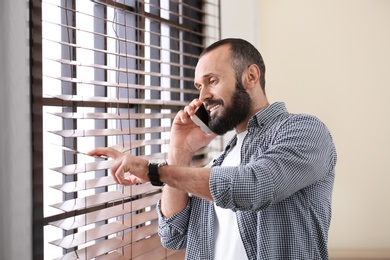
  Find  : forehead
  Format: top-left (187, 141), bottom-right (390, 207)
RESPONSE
top-left (194, 45), bottom-right (234, 81)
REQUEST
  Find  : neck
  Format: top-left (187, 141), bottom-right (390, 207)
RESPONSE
top-left (235, 99), bottom-right (270, 134)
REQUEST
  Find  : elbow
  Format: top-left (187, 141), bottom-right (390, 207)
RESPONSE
top-left (159, 233), bottom-right (187, 250)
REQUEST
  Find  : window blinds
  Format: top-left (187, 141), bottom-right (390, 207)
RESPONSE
top-left (31, 0), bottom-right (221, 259)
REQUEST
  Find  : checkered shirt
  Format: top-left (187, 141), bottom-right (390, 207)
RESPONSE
top-left (157, 102), bottom-right (337, 260)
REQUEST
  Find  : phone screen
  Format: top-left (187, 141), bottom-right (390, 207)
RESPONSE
top-left (190, 105), bottom-right (212, 134)
top-left (195, 105), bottom-right (209, 126)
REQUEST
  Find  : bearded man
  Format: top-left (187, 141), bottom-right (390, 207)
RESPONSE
top-left (89, 38), bottom-right (337, 260)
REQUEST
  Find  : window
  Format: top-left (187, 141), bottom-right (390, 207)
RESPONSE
top-left (31, 0), bottom-right (221, 259)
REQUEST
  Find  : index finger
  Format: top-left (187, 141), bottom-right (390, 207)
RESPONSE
top-left (185, 99), bottom-right (203, 116)
top-left (87, 147), bottom-right (120, 159)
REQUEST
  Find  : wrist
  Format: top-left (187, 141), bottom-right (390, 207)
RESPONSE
top-left (148, 159), bottom-right (168, 186)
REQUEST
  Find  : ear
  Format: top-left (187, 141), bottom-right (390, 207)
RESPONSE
top-left (243, 64), bottom-right (260, 89)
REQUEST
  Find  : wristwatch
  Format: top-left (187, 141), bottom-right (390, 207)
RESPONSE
top-left (148, 159), bottom-right (168, 186)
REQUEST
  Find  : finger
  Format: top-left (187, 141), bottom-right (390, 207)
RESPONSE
top-left (110, 159), bottom-right (123, 184)
top-left (184, 100), bottom-right (202, 116)
top-left (176, 109), bottom-right (191, 124)
top-left (110, 167), bottom-right (123, 184)
top-left (87, 147), bottom-right (111, 157)
top-left (115, 163), bottom-right (137, 186)
top-left (87, 147), bottom-right (121, 159)
top-left (86, 148), bottom-right (102, 156)
top-left (189, 98), bottom-right (202, 107)
top-left (183, 105), bottom-right (193, 116)
top-left (126, 175), bottom-right (143, 185)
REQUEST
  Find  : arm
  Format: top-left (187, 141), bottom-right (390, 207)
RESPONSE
top-left (160, 100), bottom-right (216, 217)
top-left (210, 115), bottom-right (337, 211)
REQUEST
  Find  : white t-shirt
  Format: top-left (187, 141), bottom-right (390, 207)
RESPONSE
top-left (213, 131), bottom-right (248, 260)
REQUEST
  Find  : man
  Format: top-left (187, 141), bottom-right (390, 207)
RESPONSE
top-left (88, 38), bottom-right (337, 259)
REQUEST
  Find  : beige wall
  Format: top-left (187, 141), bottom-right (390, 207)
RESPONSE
top-left (222, 0), bottom-right (390, 257)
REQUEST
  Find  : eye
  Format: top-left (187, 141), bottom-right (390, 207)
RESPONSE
top-left (209, 77), bottom-right (217, 85)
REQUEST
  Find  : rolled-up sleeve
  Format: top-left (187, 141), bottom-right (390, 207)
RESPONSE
top-left (210, 164), bottom-right (275, 212)
top-left (157, 197), bottom-right (191, 250)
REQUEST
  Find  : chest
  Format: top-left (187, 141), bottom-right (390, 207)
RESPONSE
top-left (239, 128), bottom-right (274, 164)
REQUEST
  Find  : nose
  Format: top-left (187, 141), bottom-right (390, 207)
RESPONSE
top-left (199, 86), bottom-right (212, 103)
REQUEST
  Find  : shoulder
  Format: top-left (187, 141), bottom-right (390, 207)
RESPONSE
top-left (282, 113), bottom-right (327, 131)
top-left (270, 112), bottom-right (334, 145)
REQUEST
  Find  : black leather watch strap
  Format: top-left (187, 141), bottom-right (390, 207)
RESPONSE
top-left (148, 160), bottom-right (166, 186)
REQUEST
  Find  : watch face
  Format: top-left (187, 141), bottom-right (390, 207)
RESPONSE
top-left (149, 159), bottom-right (167, 167)
top-left (149, 159), bottom-right (165, 164)
top-left (149, 159), bottom-right (164, 164)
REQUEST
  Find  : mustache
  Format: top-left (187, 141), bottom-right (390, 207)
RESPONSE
top-left (205, 99), bottom-right (223, 108)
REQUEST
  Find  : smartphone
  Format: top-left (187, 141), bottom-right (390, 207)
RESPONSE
top-left (190, 105), bottom-right (212, 135)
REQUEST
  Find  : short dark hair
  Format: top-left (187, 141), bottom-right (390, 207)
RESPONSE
top-left (200, 38), bottom-right (266, 91)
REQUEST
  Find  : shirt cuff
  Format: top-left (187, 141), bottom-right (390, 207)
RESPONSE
top-left (156, 197), bottom-right (192, 234)
top-left (209, 166), bottom-right (236, 209)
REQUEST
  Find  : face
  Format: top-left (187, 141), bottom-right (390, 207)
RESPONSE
top-left (207, 78), bottom-right (251, 135)
top-left (194, 45), bottom-right (251, 135)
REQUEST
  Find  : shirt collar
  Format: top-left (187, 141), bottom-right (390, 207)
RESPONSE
top-left (213, 102), bottom-right (288, 167)
top-left (248, 102), bottom-right (288, 129)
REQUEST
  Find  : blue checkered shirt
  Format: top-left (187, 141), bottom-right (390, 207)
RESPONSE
top-left (157, 102), bottom-right (337, 259)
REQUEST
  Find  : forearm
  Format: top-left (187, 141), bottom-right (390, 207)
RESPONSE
top-left (160, 148), bottom-right (212, 217)
top-left (160, 149), bottom-right (192, 218)
top-left (160, 165), bottom-right (212, 201)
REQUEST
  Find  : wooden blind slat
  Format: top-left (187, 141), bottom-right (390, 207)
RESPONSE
top-left (48, 111), bottom-right (177, 120)
top-left (49, 94), bottom-right (188, 107)
top-left (50, 221), bottom-right (128, 249)
top-left (48, 58), bottom-right (195, 82)
top-left (50, 190), bottom-right (130, 212)
top-left (49, 193), bottom-right (161, 230)
top-left (51, 176), bottom-right (114, 193)
top-left (166, 250), bottom-right (187, 260)
top-left (51, 160), bottom-right (114, 175)
top-left (97, 251), bottom-right (129, 260)
top-left (50, 126), bottom-right (172, 138)
top-left (132, 245), bottom-right (168, 260)
top-left (44, 74), bottom-right (197, 94)
top-left (55, 232), bottom-right (164, 260)
top-left (50, 183), bottom-right (161, 212)
top-left (122, 234), bottom-right (162, 258)
top-left (50, 210), bottom-right (158, 249)
top-left (54, 237), bottom-right (128, 260)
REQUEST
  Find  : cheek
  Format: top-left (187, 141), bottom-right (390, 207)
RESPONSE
top-left (216, 83), bottom-right (234, 100)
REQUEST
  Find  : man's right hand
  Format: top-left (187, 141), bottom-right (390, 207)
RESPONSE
top-left (170, 99), bottom-right (217, 157)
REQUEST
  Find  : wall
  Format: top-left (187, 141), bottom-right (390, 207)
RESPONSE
top-left (222, 0), bottom-right (390, 258)
top-left (0, 0), bottom-right (32, 260)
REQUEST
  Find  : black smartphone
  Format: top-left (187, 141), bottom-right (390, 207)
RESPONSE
top-left (190, 105), bottom-right (212, 135)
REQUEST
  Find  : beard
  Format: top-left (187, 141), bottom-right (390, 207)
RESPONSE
top-left (208, 78), bottom-right (251, 135)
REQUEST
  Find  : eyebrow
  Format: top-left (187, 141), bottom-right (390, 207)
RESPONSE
top-left (194, 73), bottom-right (218, 88)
